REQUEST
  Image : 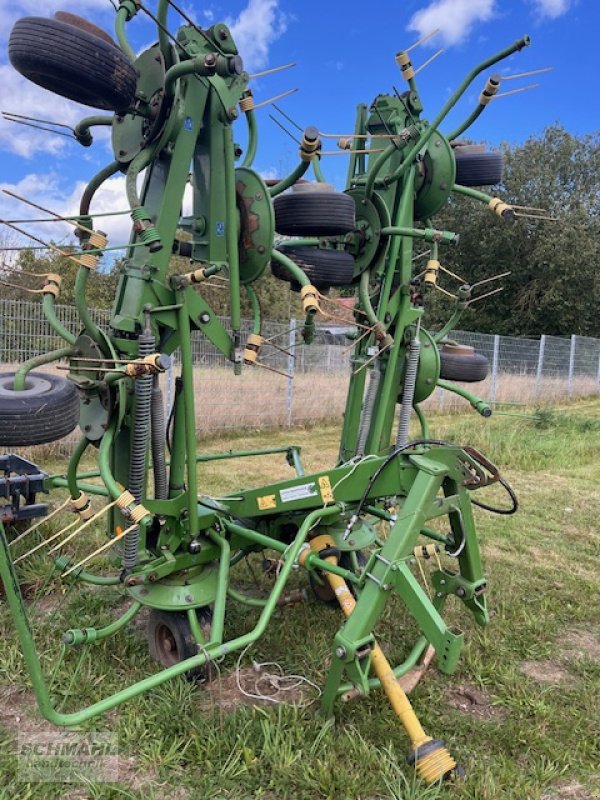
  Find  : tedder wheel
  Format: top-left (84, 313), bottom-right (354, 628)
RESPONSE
top-left (0, 371), bottom-right (79, 446)
top-left (271, 246), bottom-right (355, 291)
top-left (454, 149), bottom-right (504, 187)
top-left (273, 184), bottom-right (355, 236)
top-left (309, 551), bottom-right (366, 605)
top-left (439, 344), bottom-right (489, 382)
top-left (147, 608), bottom-right (217, 682)
top-left (53, 11), bottom-right (118, 46)
top-left (9, 16), bottom-right (138, 112)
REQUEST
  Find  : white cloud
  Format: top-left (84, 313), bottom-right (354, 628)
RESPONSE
top-left (226, 0), bottom-right (288, 73)
top-left (407, 0), bottom-right (496, 47)
top-left (530, 0), bottom-right (573, 18)
top-left (0, 66), bottom-right (105, 158)
top-left (0, 171), bottom-right (194, 263)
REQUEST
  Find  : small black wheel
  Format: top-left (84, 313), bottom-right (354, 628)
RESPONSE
top-left (0, 371), bottom-right (79, 446)
top-left (271, 246), bottom-right (355, 291)
top-left (439, 344), bottom-right (489, 382)
top-left (9, 16), bottom-right (138, 112)
top-left (454, 150), bottom-right (503, 187)
top-left (53, 11), bottom-right (118, 46)
top-left (309, 551), bottom-right (366, 606)
top-left (274, 185), bottom-right (355, 236)
top-left (147, 607), bottom-right (216, 682)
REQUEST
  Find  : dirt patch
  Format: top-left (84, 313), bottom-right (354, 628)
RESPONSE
top-left (0, 686), bottom-right (47, 733)
top-left (447, 683), bottom-right (505, 720)
top-left (560, 630), bottom-right (600, 663)
top-left (201, 665), bottom-right (317, 713)
top-left (520, 660), bottom-right (569, 684)
top-left (541, 782), bottom-right (599, 800)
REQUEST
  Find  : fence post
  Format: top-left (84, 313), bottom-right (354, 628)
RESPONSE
top-left (567, 334), bottom-right (576, 396)
top-left (286, 319), bottom-right (296, 426)
top-left (490, 335), bottom-right (500, 402)
top-left (535, 334), bottom-right (546, 398)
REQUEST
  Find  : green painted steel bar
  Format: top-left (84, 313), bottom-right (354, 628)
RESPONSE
top-left (241, 109), bottom-right (258, 168)
top-left (157, 0), bottom-right (172, 65)
top-left (62, 602), bottom-right (142, 645)
top-left (271, 249), bottom-right (311, 287)
top-left (67, 436), bottom-right (91, 498)
top-left (376, 165), bottom-right (415, 320)
top-left (206, 530), bottom-right (230, 643)
top-left (419, 526), bottom-right (449, 544)
top-left (164, 58), bottom-right (214, 96)
top-left (49, 478), bottom-right (110, 498)
top-left (224, 126), bottom-right (241, 335)
top-left (74, 268), bottom-right (104, 346)
top-left (80, 160), bottom-right (121, 217)
top-left (42, 293), bottom-right (77, 345)
top-left (414, 404), bottom-right (429, 439)
top-left (0, 505), bottom-right (337, 726)
top-left (446, 103), bottom-right (488, 142)
top-left (433, 300), bottom-right (468, 343)
top-left (437, 379), bottom-right (492, 417)
top-left (98, 422), bottom-right (122, 500)
top-left (227, 586), bottom-right (268, 607)
top-left (73, 116), bottom-right (113, 146)
top-left (359, 269), bottom-right (378, 326)
top-left (312, 157), bottom-right (327, 183)
top-left (196, 446), bottom-right (298, 463)
top-left (381, 226), bottom-right (459, 244)
top-left (452, 183), bottom-right (498, 206)
top-left (245, 281), bottom-right (261, 336)
top-left (336, 635), bottom-right (429, 695)
top-left (364, 141), bottom-right (398, 198)
top-left (115, 5), bottom-right (137, 63)
top-left (13, 346), bottom-right (73, 391)
top-left (279, 238), bottom-right (321, 248)
top-left (269, 159), bottom-right (311, 197)
top-left (384, 35), bottom-right (530, 188)
top-left (176, 298), bottom-right (200, 538)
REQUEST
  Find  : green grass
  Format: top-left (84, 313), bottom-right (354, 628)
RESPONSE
top-left (1, 400), bottom-right (599, 799)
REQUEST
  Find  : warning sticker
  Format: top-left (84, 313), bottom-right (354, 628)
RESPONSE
top-left (257, 494), bottom-right (277, 510)
top-left (318, 475), bottom-right (334, 503)
top-left (279, 482), bottom-right (318, 503)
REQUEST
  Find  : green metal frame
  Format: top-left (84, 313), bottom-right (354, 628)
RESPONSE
top-left (0, 2), bottom-right (531, 751)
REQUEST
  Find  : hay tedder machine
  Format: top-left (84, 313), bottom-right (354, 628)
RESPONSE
top-left (0, 3), bottom-right (540, 783)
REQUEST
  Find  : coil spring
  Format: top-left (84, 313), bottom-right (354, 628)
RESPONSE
top-left (396, 336), bottom-right (421, 447)
top-left (122, 332), bottom-right (154, 570)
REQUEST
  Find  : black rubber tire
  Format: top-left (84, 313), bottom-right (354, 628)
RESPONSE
top-left (9, 17), bottom-right (138, 112)
top-left (274, 191), bottom-right (355, 236)
top-left (0, 371), bottom-right (79, 446)
top-left (271, 246), bottom-right (355, 290)
top-left (309, 551), bottom-right (366, 606)
top-left (439, 347), bottom-right (489, 382)
top-left (54, 11), bottom-right (118, 47)
top-left (454, 151), bottom-right (503, 187)
top-left (147, 607), bottom-right (216, 682)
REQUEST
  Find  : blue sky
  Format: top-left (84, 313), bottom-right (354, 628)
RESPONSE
top-left (0, 0), bottom-right (598, 251)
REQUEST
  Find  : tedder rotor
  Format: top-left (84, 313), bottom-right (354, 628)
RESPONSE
top-left (0, 3), bottom-right (538, 784)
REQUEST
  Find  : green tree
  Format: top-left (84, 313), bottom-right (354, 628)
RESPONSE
top-left (427, 125), bottom-right (600, 337)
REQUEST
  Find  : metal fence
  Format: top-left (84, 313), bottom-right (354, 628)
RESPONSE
top-left (0, 299), bottom-right (598, 435)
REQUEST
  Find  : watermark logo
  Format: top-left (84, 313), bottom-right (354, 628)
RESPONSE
top-left (17, 732), bottom-right (119, 783)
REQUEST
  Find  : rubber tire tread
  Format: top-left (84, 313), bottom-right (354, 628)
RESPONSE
top-left (271, 246), bottom-right (355, 290)
top-left (439, 351), bottom-right (489, 382)
top-left (454, 151), bottom-right (503, 187)
top-left (147, 608), bottom-right (216, 682)
top-left (0, 371), bottom-right (79, 446)
top-left (9, 17), bottom-right (137, 111)
top-left (54, 11), bottom-right (117, 46)
top-left (274, 191), bottom-right (355, 235)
